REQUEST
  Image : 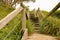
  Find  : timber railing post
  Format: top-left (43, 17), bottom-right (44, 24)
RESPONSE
top-left (21, 8), bottom-right (28, 40)
top-left (22, 8), bottom-right (26, 31)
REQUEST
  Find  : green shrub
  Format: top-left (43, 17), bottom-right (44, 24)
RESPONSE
top-left (39, 17), bottom-right (60, 37)
top-left (51, 10), bottom-right (60, 19)
top-left (0, 13), bottom-right (22, 40)
top-left (26, 20), bottom-right (34, 34)
top-left (42, 10), bottom-right (49, 16)
top-left (0, 2), bottom-right (14, 20)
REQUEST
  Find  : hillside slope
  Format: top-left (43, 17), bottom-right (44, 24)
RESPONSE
top-left (0, 2), bottom-right (14, 20)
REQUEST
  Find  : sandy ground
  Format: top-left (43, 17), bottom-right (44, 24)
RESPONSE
top-left (27, 33), bottom-right (57, 40)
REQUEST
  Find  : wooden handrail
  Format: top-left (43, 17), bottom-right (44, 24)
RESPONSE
top-left (0, 7), bottom-right (23, 30)
top-left (3, 20), bottom-right (22, 40)
top-left (48, 2), bottom-right (60, 16)
top-left (41, 2), bottom-right (60, 21)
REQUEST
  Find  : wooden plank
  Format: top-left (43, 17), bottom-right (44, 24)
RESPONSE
top-left (22, 8), bottom-right (26, 31)
top-left (21, 29), bottom-right (28, 40)
top-left (21, 8), bottom-right (28, 40)
top-left (49, 2), bottom-right (60, 15)
top-left (0, 7), bottom-right (23, 29)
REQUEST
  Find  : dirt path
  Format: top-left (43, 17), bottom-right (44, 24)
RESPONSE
top-left (27, 33), bottom-right (57, 40)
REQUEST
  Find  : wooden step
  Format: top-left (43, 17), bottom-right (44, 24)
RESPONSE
top-left (34, 27), bottom-right (40, 30)
top-left (35, 25), bottom-right (39, 27)
top-left (34, 30), bottom-right (39, 32)
top-left (34, 23), bottom-right (39, 25)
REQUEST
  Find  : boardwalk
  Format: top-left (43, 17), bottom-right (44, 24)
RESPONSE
top-left (27, 33), bottom-right (57, 40)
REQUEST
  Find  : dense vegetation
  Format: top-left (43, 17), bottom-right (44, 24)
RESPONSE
top-left (26, 20), bottom-right (34, 34)
top-left (42, 10), bottom-right (49, 16)
top-left (0, 2), bottom-right (14, 20)
top-left (51, 10), bottom-right (60, 19)
top-left (0, 12), bottom-right (22, 40)
top-left (39, 10), bottom-right (60, 38)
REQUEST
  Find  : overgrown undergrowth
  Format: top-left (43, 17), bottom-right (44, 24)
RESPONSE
top-left (0, 13), bottom-right (22, 40)
top-left (39, 16), bottom-right (60, 38)
top-left (0, 2), bottom-right (14, 20)
top-left (26, 20), bottom-right (34, 34)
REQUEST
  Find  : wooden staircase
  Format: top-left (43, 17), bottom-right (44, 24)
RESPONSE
top-left (33, 17), bottom-right (40, 32)
top-left (34, 23), bottom-right (40, 32)
top-left (30, 14), bottom-right (40, 32)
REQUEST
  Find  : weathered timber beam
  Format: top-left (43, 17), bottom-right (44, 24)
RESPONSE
top-left (22, 8), bottom-right (26, 31)
top-left (42, 2), bottom-right (60, 21)
top-left (0, 7), bottom-right (23, 30)
top-left (48, 2), bottom-right (60, 16)
top-left (21, 29), bottom-right (28, 40)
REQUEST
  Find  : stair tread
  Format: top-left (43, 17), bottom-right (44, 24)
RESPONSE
top-left (35, 25), bottom-right (39, 26)
top-left (35, 30), bottom-right (39, 32)
top-left (34, 27), bottom-right (39, 28)
top-left (35, 22), bottom-right (39, 24)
